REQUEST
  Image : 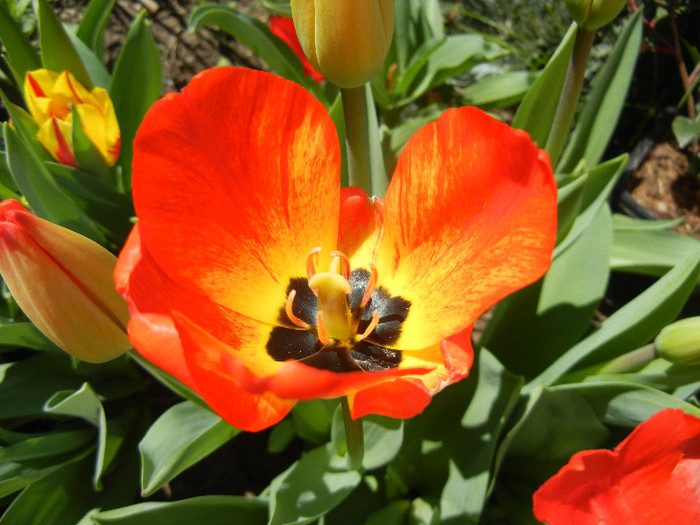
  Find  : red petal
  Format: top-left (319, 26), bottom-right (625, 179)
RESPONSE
top-left (533, 409), bottom-right (700, 525)
top-left (133, 67), bottom-right (340, 325)
top-left (376, 107), bottom-right (557, 350)
top-left (350, 378), bottom-right (432, 419)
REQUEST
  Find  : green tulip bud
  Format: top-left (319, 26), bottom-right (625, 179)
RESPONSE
top-left (655, 317), bottom-right (700, 366)
top-left (565, 0), bottom-right (627, 29)
top-left (290, 0), bottom-right (394, 88)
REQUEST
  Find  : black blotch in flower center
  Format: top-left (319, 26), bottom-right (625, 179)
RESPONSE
top-left (267, 269), bottom-right (411, 373)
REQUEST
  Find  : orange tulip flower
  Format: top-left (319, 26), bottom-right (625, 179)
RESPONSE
top-left (269, 16), bottom-right (324, 83)
top-left (0, 199), bottom-right (131, 362)
top-left (24, 69), bottom-right (120, 167)
top-left (533, 408), bottom-right (700, 525)
top-left (115, 67), bottom-right (556, 431)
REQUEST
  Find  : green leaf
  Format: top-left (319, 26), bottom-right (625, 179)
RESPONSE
top-left (558, 10), bottom-right (643, 172)
top-left (76, 0), bottom-right (116, 58)
top-left (268, 444), bottom-right (362, 525)
top-left (362, 416), bottom-right (404, 471)
top-left (66, 29), bottom-right (112, 89)
top-left (139, 400), bottom-right (240, 497)
top-left (529, 244), bottom-right (700, 387)
top-left (0, 321), bottom-right (56, 351)
top-left (611, 214), bottom-right (700, 278)
top-left (34, 0), bottom-right (92, 89)
top-left (292, 399), bottom-right (335, 444)
top-left (461, 70), bottom-right (535, 109)
top-left (0, 456), bottom-right (96, 525)
top-left (44, 383), bottom-right (110, 490)
top-left (188, 5), bottom-right (321, 98)
top-left (365, 500), bottom-right (411, 525)
top-left (0, 354), bottom-right (85, 419)
top-left (0, 1), bottom-right (41, 84)
top-left (109, 11), bottom-right (162, 191)
top-left (672, 115), bottom-right (700, 149)
top-left (0, 428), bottom-right (93, 462)
top-left (483, 204), bottom-right (611, 377)
top-left (512, 23), bottom-right (576, 147)
top-left (91, 496), bottom-right (268, 525)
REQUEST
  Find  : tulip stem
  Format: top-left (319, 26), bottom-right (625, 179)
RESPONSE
top-left (545, 25), bottom-right (596, 168)
top-left (597, 344), bottom-right (657, 374)
top-left (340, 396), bottom-right (364, 470)
top-left (341, 85), bottom-right (385, 195)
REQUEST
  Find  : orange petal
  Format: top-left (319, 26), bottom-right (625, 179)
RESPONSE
top-left (133, 67), bottom-right (340, 325)
top-left (376, 107), bottom-right (557, 350)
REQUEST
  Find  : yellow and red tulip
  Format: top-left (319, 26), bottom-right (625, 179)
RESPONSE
top-left (115, 67), bottom-right (557, 432)
top-left (24, 69), bottom-right (120, 168)
top-left (290, 0), bottom-right (394, 88)
top-left (533, 408), bottom-right (700, 524)
top-left (0, 199), bottom-right (131, 362)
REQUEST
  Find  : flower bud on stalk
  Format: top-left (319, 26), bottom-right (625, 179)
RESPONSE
top-left (655, 317), bottom-right (700, 366)
top-left (24, 69), bottom-right (120, 167)
top-left (565, 0), bottom-right (627, 29)
top-left (0, 200), bottom-right (131, 362)
top-left (290, 0), bottom-right (394, 88)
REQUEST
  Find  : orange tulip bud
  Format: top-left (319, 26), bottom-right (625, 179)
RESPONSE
top-left (0, 199), bottom-right (131, 362)
top-left (290, 0), bottom-right (394, 88)
top-left (24, 69), bottom-right (121, 167)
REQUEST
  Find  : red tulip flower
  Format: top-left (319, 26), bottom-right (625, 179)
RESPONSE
top-left (533, 408), bottom-right (700, 525)
top-left (114, 67), bottom-right (556, 431)
top-left (269, 16), bottom-right (325, 83)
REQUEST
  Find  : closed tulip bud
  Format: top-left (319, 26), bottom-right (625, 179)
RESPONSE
top-left (24, 69), bottom-right (121, 167)
top-left (655, 317), bottom-right (700, 366)
top-left (0, 199), bottom-right (131, 362)
top-left (565, 0), bottom-right (627, 29)
top-left (290, 0), bottom-right (394, 88)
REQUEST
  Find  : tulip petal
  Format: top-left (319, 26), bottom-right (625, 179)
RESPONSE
top-left (533, 409), bottom-right (700, 525)
top-left (375, 107), bottom-right (557, 350)
top-left (133, 67), bottom-right (341, 325)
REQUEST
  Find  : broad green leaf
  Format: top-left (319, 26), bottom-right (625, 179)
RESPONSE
top-left (331, 410), bottom-right (404, 471)
top-left (529, 245), bottom-right (700, 387)
top-left (553, 153), bottom-right (626, 258)
top-left (512, 23), bottom-right (576, 147)
top-left (50, 162), bottom-right (134, 247)
top-left (0, 354), bottom-right (84, 419)
top-left (558, 10), bottom-right (643, 172)
top-left (0, 428), bottom-right (93, 462)
top-left (188, 5), bottom-right (321, 98)
top-left (611, 214), bottom-right (700, 278)
top-left (35, 0), bottom-right (92, 89)
top-left (139, 400), bottom-right (240, 497)
top-left (0, 322), bottom-right (55, 351)
top-left (66, 29), bottom-right (112, 89)
top-left (292, 399), bottom-right (335, 444)
top-left (365, 500), bottom-right (411, 525)
top-left (0, 456), bottom-right (95, 525)
top-left (76, 0), bottom-right (116, 58)
top-left (3, 122), bottom-right (105, 243)
top-left (44, 383), bottom-right (109, 489)
top-left (0, 1), bottom-right (41, 84)
top-left (91, 496), bottom-right (267, 524)
top-left (554, 172), bottom-right (587, 244)
top-left (268, 444), bottom-right (362, 525)
top-left (109, 11), bottom-right (162, 191)
top-left (461, 70), bottom-right (535, 109)
top-left (483, 204), bottom-right (611, 377)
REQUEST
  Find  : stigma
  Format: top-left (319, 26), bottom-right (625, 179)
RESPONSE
top-left (285, 248), bottom-right (379, 347)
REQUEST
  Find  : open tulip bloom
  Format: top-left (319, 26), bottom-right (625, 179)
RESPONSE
top-left (115, 67), bottom-right (557, 432)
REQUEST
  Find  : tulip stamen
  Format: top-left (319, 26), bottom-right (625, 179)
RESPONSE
top-left (316, 311), bottom-right (332, 345)
top-left (356, 310), bottom-right (380, 342)
top-left (285, 289), bottom-right (310, 329)
top-left (360, 264), bottom-right (378, 309)
top-left (306, 246), bottom-right (322, 281)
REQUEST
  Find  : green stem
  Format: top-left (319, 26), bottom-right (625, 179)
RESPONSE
top-left (340, 396), bottom-right (364, 470)
top-left (545, 26), bottom-right (596, 168)
top-left (341, 86), bottom-right (372, 193)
